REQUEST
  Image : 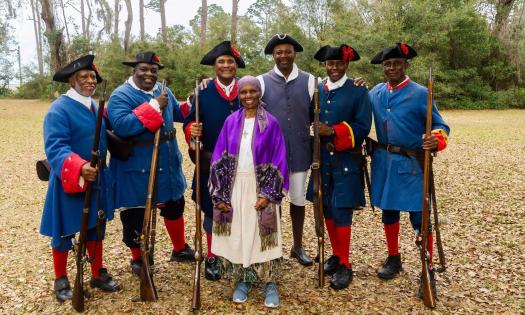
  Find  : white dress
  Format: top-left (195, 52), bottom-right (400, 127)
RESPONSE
top-left (212, 117), bottom-right (283, 269)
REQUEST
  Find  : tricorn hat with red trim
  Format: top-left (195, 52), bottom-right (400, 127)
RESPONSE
top-left (200, 41), bottom-right (245, 68)
top-left (53, 54), bottom-right (103, 83)
top-left (370, 43), bottom-right (417, 64)
top-left (314, 44), bottom-right (360, 63)
top-left (122, 51), bottom-right (164, 69)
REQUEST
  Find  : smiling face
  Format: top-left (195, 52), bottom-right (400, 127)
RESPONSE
top-left (382, 58), bottom-right (409, 86)
top-left (272, 43), bottom-right (296, 73)
top-left (69, 69), bottom-right (97, 97)
top-left (325, 60), bottom-right (349, 83)
top-left (239, 84), bottom-right (261, 110)
top-left (132, 63), bottom-right (159, 91)
top-left (214, 55), bottom-right (237, 83)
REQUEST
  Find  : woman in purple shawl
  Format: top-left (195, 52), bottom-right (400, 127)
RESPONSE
top-left (209, 75), bottom-right (289, 308)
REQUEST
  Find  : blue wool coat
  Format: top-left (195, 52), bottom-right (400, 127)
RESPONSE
top-left (40, 95), bottom-right (115, 248)
top-left (307, 79), bottom-right (372, 210)
top-left (107, 81), bottom-right (186, 208)
top-left (369, 80), bottom-right (450, 212)
top-left (182, 79), bottom-right (240, 218)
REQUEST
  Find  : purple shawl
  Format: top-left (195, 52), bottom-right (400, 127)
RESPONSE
top-left (209, 104), bottom-right (289, 251)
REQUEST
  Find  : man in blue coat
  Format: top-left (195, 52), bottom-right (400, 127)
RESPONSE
top-left (183, 41), bottom-right (245, 281)
top-left (307, 44), bottom-right (372, 289)
top-left (107, 52), bottom-right (193, 275)
top-left (368, 44), bottom-right (450, 284)
top-left (41, 55), bottom-right (120, 302)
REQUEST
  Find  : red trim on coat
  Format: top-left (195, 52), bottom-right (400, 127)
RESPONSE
top-left (184, 121), bottom-right (195, 145)
top-left (386, 76), bottom-right (410, 90)
top-left (432, 129), bottom-right (448, 152)
top-left (61, 153), bottom-right (88, 194)
top-left (132, 101), bottom-right (163, 132)
top-left (179, 101), bottom-right (191, 119)
top-left (332, 122), bottom-right (354, 151)
top-left (213, 79), bottom-right (238, 101)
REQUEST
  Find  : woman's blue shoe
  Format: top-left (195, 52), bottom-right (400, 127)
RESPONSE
top-left (264, 282), bottom-right (279, 308)
top-left (232, 281), bottom-right (251, 303)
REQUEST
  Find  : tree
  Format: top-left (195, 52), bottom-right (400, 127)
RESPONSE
top-left (30, 0), bottom-right (44, 75)
top-left (140, 0), bottom-right (145, 41)
top-left (201, 0), bottom-right (207, 51)
top-left (146, 0), bottom-right (168, 45)
top-left (113, 0), bottom-right (120, 42)
top-left (40, 0), bottom-right (66, 72)
top-left (123, 0), bottom-right (132, 52)
top-left (231, 0), bottom-right (239, 45)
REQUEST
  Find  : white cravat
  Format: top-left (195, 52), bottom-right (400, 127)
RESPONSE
top-left (216, 78), bottom-right (236, 97)
top-left (127, 76), bottom-right (161, 111)
top-left (65, 88), bottom-right (92, 110)
top-left (257, 63), bottom-right (315, 100)
top-left (325, 74), bottom-right (348, 91)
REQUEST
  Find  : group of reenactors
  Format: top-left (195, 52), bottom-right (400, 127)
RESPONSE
top-left (40, 33), bottom-right (449, 309)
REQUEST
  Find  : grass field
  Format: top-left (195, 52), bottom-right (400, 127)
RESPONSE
top-left (0, 99), bottom-right (523, 314)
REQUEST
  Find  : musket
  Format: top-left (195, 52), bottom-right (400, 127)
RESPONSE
top-left (72, 80), bottom-right (107, 312)
top-left (138, 81), bottom-right (166, 302)
top-left (419, 68), bottom-right (437, 308)
top-left (430, 164), bottom-right (446, 273)
top-left (311, 77), bottom-right (325, 287)
top-left (191, 80), bottom-right (203, 310)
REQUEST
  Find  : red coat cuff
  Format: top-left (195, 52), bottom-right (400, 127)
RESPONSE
top-left (61, 153), bottom-right (88, 194)
top-left (432, 129), bottom-right (448, 152)
top-left (333, 122), bottom-right (355, 151)
top-left (184, 121), bottom-right (195, 145)
top-left (132, 102), bottom-right (163, 132)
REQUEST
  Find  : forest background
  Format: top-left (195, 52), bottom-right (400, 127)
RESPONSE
top-left (0, 0), bottom-right (525, 109)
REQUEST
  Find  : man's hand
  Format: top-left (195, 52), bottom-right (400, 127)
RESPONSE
top-left (199, 77), bottom-right (213, 90)
top-left (422, 134), bottom-right (438, 150)
top-left (254, 197), bottom-right (270, 211)
top-left (81, 163), bottom-right (97, 182)
top-left (216, 202), bottom-right (231, 213)
top-left (155, 91), bottom-right (168, 110)
top-left (190, 122), bottom-right (203, 137)
top-left (318, 122), bottom-right (333, 137)
top-left (352, 77), bottom-right (368, 89)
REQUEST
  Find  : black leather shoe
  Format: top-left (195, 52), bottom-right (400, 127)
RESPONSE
top-left (204, 257), bottom-right (221, 281)
top-left (330, 264), bottom-right (353, 290)
top-left (170, 244), bottom-right (195, 262)
top-left (90, 268), bottom-right (121, 292)
top-left (324, 255), bottom-right (340, 275)
top-left (54, 276), bottom-right (73, 302)
top-left (377, 254), bottom-right (402, 279)
top-left (130, 258), bottom-right (142, 276)
top-left (418, 268), bottom-right (437, 300)
top-left (290, 247), bottom-right (313, 266)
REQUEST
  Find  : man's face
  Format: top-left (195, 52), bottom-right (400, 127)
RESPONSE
top-left (325, 60), bottom-right (349, 83)
top-left (70, 69), bottom-right (97, 97)
top-left (133, 63), bottom-right (159, 91)
top-left (272, 44), bottom-right (295, 71)
top-left (214, 55), bottom-right (237, 82)
top-left (382, 58), bottom-right (409, 84)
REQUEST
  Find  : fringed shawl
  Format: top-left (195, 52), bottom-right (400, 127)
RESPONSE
top-left (209, 104), bottom-right (289, 251)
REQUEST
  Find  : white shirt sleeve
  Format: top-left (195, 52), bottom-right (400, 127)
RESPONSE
top-left (257, 75), bottom-right (265, 97)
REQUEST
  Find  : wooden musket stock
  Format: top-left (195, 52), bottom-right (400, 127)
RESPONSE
top-left (192, 80), bottom-right (203, 310)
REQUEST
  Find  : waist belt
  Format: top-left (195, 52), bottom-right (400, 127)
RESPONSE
top-left (133, 129), bottom-right (177, 147)
top-left (322, 141), bottom-right (363, 154)
top-left (364, 137), bottom-right (421, 158)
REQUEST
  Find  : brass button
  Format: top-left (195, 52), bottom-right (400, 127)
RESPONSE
top-left (327, 100), bottom-right (331, 104)
top-left (325, 110), bottom-right (329, 114)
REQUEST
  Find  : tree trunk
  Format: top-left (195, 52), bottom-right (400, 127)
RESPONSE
top-left (59, 0), bottom-right (70, 44)
top-left (95, 0), bottom-right (113, 42)
top-left (139, 0), bottom-right (145, 41)
top-left (30, 0), bottom-right (44, 75)
top-left (113, 0), bottom-right (120, 42)
top-left (494, 0), bottom-right (515, 36)
top-left (80, 0), bottom-right (86, 39)
top-left (160, 0), bottom-right (167, 45)
top-left (231, 0), bottom-right (238, 46)
top-left (200, 0), bottom-right (207, 51)
top-left (40, 0), bottom-right (66, 73)
top-left (123, 0), bottom-right (132, 53)
top-left (86, 0), bottom-right (93, 42)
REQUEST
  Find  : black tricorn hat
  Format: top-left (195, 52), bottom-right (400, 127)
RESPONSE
top-left (264, 34), bottom-right (304, 55)
top-left (314, 44), bottom-right (360, 63)
top-left (122, 51), bottom-right (164, 69)
top-left (370, 43), bottom-right (417, 64)
top-left (200, 40), bottom-right (245, 68)
top-left (52, 54), bottom-right (103, 83)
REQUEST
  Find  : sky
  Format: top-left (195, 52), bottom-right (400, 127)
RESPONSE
top-left (12, 0), bottom-right (256, 71)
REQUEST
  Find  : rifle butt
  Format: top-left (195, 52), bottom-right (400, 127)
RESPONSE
top-left (139, 263), bottom-right (158, 301)
top-left (421, 263), bottom-right (436, 308)
top-left (71, 271), bottom-right (85, 312)
top-left (191, 263), bottom-right (202, 310)
top-left (318, 236), bottom-right (324, 287)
